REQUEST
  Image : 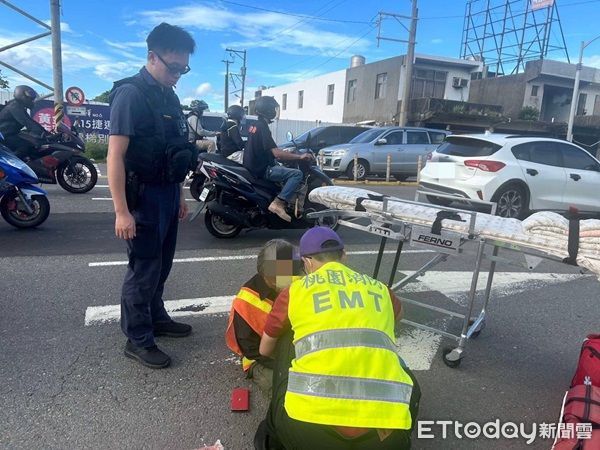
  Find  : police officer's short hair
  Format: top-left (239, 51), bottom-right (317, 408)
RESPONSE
top-left (147, 22), bottom-right (196, 54)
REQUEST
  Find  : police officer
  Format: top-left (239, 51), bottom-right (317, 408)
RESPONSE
top-left (219, 104), bottom-right (245, 159)
top-left (258, 227), bottom-right (420, 449)
top-left (107, 23), bottom-right (197, 369)
top-left (243, 96), bottom-right (312, 223)
top-left (0, 85), bottom-right (47, 160)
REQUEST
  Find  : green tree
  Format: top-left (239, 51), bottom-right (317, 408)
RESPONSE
top-left (189, 99), bottom-right (200, 109)
top-left (92, 90), bottom-right (110, 103)
top-left (0, 70), bottom-right (9, 89)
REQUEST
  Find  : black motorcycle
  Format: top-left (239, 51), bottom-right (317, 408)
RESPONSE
top-left (18, 122), bottom-right (97, 193)
top-left (190, 133), bottom-right (336, 238)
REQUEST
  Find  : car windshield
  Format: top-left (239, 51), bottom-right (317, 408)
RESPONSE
top-left (349, 128), bottom-right (384, 144)
top-left (292, 128), bottom-right (323, 144)
top-left (437, 137), bottom-right (502, 157)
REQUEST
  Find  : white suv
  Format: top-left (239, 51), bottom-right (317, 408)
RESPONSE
top-left (419, 134), bottom-right (600, 218)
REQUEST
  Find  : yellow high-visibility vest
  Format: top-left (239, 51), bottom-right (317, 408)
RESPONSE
top-left (285, 261), bottom-right (413, 430)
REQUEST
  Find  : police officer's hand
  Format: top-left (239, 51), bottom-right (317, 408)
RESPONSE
top-left (115, 211), bottom-right (136, 240)
top-left (179, 198), bottom-right (189, 221)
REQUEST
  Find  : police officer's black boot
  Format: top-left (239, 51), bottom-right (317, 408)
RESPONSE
top-left (124, 340), bottom-right (171, 369)
top-left (153, 320), bottom-right (192, 337)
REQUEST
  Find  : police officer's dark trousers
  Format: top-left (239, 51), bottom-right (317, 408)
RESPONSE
top-left (120, 182), bottom-right (180, 348)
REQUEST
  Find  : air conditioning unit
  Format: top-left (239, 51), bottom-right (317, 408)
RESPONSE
top-left (452, 77), bottom-right (469, 88)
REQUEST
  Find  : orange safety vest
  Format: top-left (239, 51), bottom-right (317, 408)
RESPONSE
top-left (225, 284), bottom-right (274, 371)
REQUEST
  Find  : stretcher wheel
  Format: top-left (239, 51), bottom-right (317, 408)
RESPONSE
top-left (442, 347), bottom-right (462, 368)
top-left (468, 319), bottom-right (485, 339)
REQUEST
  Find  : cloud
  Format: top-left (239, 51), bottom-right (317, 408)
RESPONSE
top-left (195, 82), bottom-right (212, 96)
top-left (43, 20), bottom-right (73, 33)
top-left (136, 4), bottom-right (372, 58)
top-left (582, 55), bottom-right (600, 69)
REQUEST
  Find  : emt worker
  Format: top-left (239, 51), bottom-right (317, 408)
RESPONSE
top-left (257, 227), bottom-right (420, 450)
top-left (108, 23), bottom-right (198, 369)
top-left (225, 239), bottom-right (302, 395)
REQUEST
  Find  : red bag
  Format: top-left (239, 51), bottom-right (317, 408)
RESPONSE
top-left (553, 384), bottom-right (600, 450)
top-left (571, 335), bottom-right (600, 388)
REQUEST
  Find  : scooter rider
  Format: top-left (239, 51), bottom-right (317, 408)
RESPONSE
top-left (187, 100), bottom-right (218, 153)
top-left (0, 85), bottom-right (47, 160)
top-left (243, 96), bottom-right (312, 223)
top-left (219, 104), bottom-right (245, 158)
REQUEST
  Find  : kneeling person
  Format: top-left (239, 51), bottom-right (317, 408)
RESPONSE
top-left (259, 227), bottom-right (420, 450)
top-left (225, 239), bottom-right (302, 395)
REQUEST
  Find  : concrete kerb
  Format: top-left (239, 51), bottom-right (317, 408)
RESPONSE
top-left (333, 179), bottom-right (418, 187)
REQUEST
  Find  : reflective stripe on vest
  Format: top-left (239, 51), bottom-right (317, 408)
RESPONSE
top-left (236, 287), bottom-right (272, 314)
top-left (294, 328), bottom-right (396, 359)
top-left (287, 372), bottom-right (412, 405)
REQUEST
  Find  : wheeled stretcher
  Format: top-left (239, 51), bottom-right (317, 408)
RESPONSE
top-left (307, 186), bottom-right (600, 368)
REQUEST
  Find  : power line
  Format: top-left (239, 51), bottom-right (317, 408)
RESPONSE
top-left (218, 0), bottom-right (372, 24)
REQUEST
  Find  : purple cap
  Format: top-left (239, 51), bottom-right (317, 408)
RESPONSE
top-left (299, 226), bottom-right (344, 257)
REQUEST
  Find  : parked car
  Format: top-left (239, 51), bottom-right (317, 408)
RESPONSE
top-left (319, 127), bottom-right (450, 180)
top-left (419, 134), bottom-right (600, 218)
top-left (279, 125), bottom-right (368, 154)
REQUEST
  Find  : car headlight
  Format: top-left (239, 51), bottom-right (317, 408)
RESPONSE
top-left (331, 149), bottom-right (347, 156)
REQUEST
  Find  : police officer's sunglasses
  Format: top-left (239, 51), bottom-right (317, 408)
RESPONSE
top-left (152, 51), bottom-right (191, 75)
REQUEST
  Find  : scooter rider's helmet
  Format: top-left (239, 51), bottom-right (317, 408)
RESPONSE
top-left (191, 100), bottom-right (209, 116)
top-left (254, 96), bottom-right (279, 121)
top-left (226, 104), bottom-right (244, 122)
top-left (14, 85), bottom-right (39, 109)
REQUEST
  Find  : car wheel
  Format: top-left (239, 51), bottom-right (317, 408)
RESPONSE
top-left (345, 160), bottom-right (369, 181)
top-left (492, 184), bottom-right (528, 219)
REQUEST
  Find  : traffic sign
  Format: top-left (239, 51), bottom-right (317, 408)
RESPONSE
top-left (65, 86), bottom-right (85, 106)
top-left (66, 106), bottom-right (87, 116)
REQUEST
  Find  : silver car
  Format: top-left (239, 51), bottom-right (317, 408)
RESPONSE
top-left (319, 127), bottom-right (450, 180)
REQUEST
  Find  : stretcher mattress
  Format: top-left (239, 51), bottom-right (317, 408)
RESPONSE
top-left (309, 186), bottom-right (600, 275)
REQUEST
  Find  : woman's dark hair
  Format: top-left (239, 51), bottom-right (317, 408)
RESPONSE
top-left (146, 22), bottom-right (196, 54)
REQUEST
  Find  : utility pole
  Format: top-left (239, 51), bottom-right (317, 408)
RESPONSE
top-left (222, 59), bottom-right (233, 110)
top-left (225, 48), bottom-right (247, 107)
top-left (400, 1), bottom-right (418, 127)
top-left (567, 34), bottom-right (600, 142)
top-left (50, 0), bottom-right (64, 128)
top-left (376, 0), bottom-right (418, 127)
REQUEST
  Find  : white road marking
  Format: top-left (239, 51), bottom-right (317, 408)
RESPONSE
top-left (88, 250), bottom-right (432, 267)
top-left (399, 271), bottom-right (585, 305)
top-left (84, 271), bottom-right (582, 371)
top-left (85, 296), bottom-right (231, 326)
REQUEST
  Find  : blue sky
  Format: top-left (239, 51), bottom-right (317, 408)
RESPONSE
top-left (1, 0), bottom-right (599, 111)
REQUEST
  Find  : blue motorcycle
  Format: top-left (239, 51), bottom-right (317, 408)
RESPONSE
top-left (0, 133), bottom-right (50, 228)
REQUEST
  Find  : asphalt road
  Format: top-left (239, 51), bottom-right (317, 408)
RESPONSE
top-left (0, 170), bottom-right (598, 449)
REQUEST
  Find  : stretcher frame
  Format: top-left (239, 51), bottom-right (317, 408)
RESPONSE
top-left (308, 191), bottom-right (587, 368)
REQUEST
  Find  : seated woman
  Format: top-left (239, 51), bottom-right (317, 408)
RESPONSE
top-left (225, 239), bottom-right (302, 396)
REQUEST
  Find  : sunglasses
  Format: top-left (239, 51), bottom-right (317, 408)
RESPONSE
top-left (152, 51), bottom-right (191, 75)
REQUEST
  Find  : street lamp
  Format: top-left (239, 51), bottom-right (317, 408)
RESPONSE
top-left (566, 34), bottom-right (600, 142)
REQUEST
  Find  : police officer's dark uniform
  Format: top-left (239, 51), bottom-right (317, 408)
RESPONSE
top-left (109, 66), bottom-right (196, 362)
top-left (0, 86), bottom-right (46, 160)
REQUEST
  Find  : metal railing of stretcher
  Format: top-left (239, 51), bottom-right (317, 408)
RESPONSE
top-left (308, 190), bottom-right (587, 368)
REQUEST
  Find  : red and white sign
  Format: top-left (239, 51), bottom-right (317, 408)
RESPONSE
top-left (33, 107), bottom-right (72, 133)
top-left (531, 0), bottom-right (554, 10)
top-left (65, 86), bottom-right (85, 106)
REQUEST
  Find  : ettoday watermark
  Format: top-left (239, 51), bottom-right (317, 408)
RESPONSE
top-left (417, 420), bottom-right (593, 445)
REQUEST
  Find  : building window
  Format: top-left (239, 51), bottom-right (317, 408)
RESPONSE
top-left (327, 84), bottom-right (335, 105)
top-left (298, 90), bottom-right (304, 109)
top-left (347, 79), bottom-right (357, 103)
top-left (411, 69), bottom-right (447, 99)
top-left (531, 85), bottom-right (539, 97)
top-left (282, 93), bottom-right (287, 110)
top-left (577, 92), bottom-right (587, 116)
top-left (375, 73), bottom-right (387, 99)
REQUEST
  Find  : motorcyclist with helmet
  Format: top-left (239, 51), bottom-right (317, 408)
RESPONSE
top-left (243, 96), bottom-right (312, 223)
top-left (219, 104), bottom-right (245, 160)
top-left (187, 100), bottom-right (218, 153)
top-left (0, 85), bottom-right (47, 160)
